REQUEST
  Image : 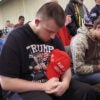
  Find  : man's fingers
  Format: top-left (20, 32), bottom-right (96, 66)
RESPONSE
top-left (52, 82), bottom-right (59, 89)
top-left (45, 88), bottom-right (58, 94)
top-left (47, 84), bottom-right (60, 94)
top-left (45, 82), bottom-right (60, 94)
top-left (45, 87), bottom-right (57, 94)
top-left (54, 78), bottom-right (59, 82)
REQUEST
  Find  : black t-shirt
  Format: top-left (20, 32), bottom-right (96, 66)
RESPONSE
top-left (0, 23), bottom-right (64, 83)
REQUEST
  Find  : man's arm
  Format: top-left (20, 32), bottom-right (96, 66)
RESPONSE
top-left (61, 68), bottom-right (71, 86)
top-left (0, 75), bottom-right (59, 93)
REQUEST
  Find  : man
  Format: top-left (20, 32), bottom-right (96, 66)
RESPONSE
top-left (65, 0), bottom-right (89, 36)
top-left (0, 2), bottom-right (96, 100)
top-left (90, 0), bottom-right (100, 23)
top-left (47, 0), bottom-right (72, 50)
top-left (3, 20), bottom-right (13, 35)
top-left (14, 16), bottom-right (25, 28)
top-left (71, 16), bottom-right (100, 85)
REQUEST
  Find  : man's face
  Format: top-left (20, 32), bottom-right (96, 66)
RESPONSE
top-left (94, 24), bottom-right (100, 39)
top-left (35, 19), bottom-right (60, 42)
top-left (19, 18), bottom-right (25, 25)
top-left (95, 0), bottom-right (100, 4)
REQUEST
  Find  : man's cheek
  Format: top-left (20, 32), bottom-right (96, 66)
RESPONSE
top-left (97, 34), bottom-right (100, 39)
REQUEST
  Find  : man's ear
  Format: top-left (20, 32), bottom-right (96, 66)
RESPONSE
top-left (35, 19), bottom-right (40, 26)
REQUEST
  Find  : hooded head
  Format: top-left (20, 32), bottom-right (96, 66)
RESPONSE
top-left (78, 16), bottom-right (100, 40)
top-left (83, 15), bottom-right (93, 29)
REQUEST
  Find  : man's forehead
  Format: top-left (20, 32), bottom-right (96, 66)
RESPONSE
top-left (44, 24), bottom-right (59, 32)
top-left (44, 20), bottom-right (60, 30)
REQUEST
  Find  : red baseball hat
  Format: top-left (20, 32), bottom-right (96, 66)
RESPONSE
top-left (46, 49), bottom-right (71, 79)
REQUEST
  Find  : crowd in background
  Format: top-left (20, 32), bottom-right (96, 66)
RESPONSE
top-left (0, 16), bottom-right (25, 51)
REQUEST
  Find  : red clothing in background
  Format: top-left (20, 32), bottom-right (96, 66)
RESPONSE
top-left (14, 23), bottom-right (23, 28)
top-left (57, 26), bottom-right (72, 46)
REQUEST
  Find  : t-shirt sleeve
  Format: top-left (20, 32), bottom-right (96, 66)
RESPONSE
top-left (53, 35), bottom-right (65, 51)
top-left (0, 34), bottom-right (21, 78)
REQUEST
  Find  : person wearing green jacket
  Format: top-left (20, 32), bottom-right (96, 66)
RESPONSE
top-left (65, 0), bottom-right (89, 36)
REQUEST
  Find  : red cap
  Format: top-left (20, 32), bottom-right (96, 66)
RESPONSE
top-left (46, 49), bottom-right (71, 79)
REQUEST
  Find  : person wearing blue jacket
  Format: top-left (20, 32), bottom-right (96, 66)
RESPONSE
top-left (90, 0), bottom-right (100, 22)
top-left (0, 30), bottom-right (5, 53)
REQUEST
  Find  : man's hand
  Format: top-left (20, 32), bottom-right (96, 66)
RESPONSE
top-left (65, 15), bottom-right (72, 25)
top-left (45, 68), bottom-right (71, 96)
top-left (45, 81), bottom-right (69, 96)
top-left (43, 78), bottom-right (59, 92)
top-left (43, 68), bottom-right (71, 96)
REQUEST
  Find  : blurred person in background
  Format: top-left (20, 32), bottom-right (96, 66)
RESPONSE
top-left (71, 16), bottom-right (100, 85)
top-left (90, 0), bottom-right (100, 23)
top-left (0, 30), bottom-right (5, 52)
top-left (3, 20), bottom-right (13, 35)
top-left (65, 0), bottom-right (89, 36)
top-left (14, 16), bottom-right (25, 28)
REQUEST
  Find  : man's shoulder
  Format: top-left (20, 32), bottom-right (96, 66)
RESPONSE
top-left (14, 23), bottom-right (19, 27)
top-left (91, 5), bottom-right (98, 12)
top-left (71, 33), bottom-right (87, 44)
top-left (10, 25), bottom-right (26, 37)
top-left (14, 23), bottom-right (21, 28)
top-left (71, 32), bottom-right (89, 49)
top-left (6, 25), bottom-right (27, 46)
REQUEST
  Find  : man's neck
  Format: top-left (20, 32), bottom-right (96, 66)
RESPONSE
top-left (29, 21), bottom-right (37, 34)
